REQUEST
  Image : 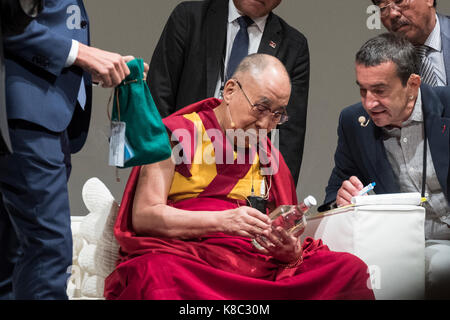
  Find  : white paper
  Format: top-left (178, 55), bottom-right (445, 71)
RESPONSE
top-left (108, 121), bottom-right (126, 167)
top-left (351, 192), bottom-right (422, 206)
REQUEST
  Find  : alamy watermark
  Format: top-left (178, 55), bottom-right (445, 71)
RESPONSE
top-left (367, 5), bottom-right (382, 30)
top-left (170, 121), bottom-right (281, 175)
top-left (66, 265), bottom-right (82, 298)
top-left (367, 265), bottom-right (382, 290)
top-left (66, 5), bottom-right (82, 30)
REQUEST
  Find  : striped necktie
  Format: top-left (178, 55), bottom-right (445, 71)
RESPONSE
top-left (416, 45), bottom-right (439, 87)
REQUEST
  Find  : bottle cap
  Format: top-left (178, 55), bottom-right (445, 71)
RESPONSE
top-left (303, 195), bottom-right (317, 207)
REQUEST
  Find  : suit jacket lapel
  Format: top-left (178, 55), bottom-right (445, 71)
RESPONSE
top-left (257, 13), bottom-right (282, 56)
top-left (422, 85), bottom-right (450, 196)
top-left (205, 0), bottom-right (228, 97)
top-left (438, 14), bottom-right (450, 84)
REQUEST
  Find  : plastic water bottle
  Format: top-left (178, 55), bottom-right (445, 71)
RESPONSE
top-left (252, 195), bottom-right (317, 249)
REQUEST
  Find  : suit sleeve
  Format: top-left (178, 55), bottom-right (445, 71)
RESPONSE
top-left (278, 36), bottom-right (309, 186)
top-left (147, 3), bottom-right (190, 118)
top-left (320, 112), bottom-right (359, 210)
top-left (3, 19), bottom-right (72, 77)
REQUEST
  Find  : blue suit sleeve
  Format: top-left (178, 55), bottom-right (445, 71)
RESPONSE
top-left (3, 19), bottom-right (72, 77)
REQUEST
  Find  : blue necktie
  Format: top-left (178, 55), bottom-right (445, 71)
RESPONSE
top-left (77, 77), bottom-right (86, 110)
top-left (226, 16), bottom-right (253, 80)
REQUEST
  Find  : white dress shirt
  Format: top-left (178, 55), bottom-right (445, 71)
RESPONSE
top-left (65, 39), bottom-right (79, 67)
top-left (382, 90), bottom-right (450, 240)
top-left (64, 39), bottom-right (86, 109)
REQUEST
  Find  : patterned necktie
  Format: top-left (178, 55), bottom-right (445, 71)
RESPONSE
top-left (226, 16), bottom-right (254, 81)
top-left (416, 45), bottom-right (439, 87)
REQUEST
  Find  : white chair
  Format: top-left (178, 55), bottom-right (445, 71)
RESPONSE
top-left (302, 204), bottom-right (426, 300)
top-left (68, 178), bottom-right (119, 300)
top-left (69, 178), bottom-right (434, 300)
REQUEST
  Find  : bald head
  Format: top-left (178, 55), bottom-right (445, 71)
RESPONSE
top-left (232, 54), bottom-right (292, 103)
top-left (233, 53), bottom-right (291, 85)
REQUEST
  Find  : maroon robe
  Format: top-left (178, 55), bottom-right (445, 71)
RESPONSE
top-left (104, 99), bottom-right (375, 300)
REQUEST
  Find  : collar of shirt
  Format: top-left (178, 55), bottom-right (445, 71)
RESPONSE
top-left (424, 14), bottom-right (442, 53)
top-left (403, 89), bottom-right (423, 125)
top-left (228, 0), bottom-right (268, 33)
top-left (382, 89), bottom-right (423, 137)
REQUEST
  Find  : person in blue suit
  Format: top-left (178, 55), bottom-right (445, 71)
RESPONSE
top-left (320, 33), bottom-right (450, 299)
top-left (371, 0), bottom-right (450, 86)
top-left (0, 0), bottom-right (135, 299)
top-left (0, 0), bottom-right (43, 155)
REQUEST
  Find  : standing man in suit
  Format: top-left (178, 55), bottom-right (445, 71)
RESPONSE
top-left (0, 0), bottom-right (43, 155)
top-left (148, 0), bottom-right (310, 185)
top-left (371, 0), bottom-right (450, 86)
top-left (321, 33), bottom-right (450, 299)
top-left (0, 0), bottom-right (134, 299)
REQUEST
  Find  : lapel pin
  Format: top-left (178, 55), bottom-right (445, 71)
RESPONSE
top-left (358, 116), bottom-right (370, 127)
top-left (442, 124), bottom-right (446, 134)
top-left (269, 41), bottom-right (277, 49)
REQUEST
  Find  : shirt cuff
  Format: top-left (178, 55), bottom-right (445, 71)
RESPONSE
top-left (65, 39), bottom-right (79, 67)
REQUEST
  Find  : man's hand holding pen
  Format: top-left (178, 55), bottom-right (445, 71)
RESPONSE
top-left (336, 176), bottom-right (375, 207)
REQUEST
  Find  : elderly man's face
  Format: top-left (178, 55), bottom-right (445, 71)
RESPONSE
top-left (356, 61), bottom-right (419, 128)
top-left (233, 0), bottom-right (282, 19)
top-left (378, 0), bottom-right (436, 45)
top-left (225, 69), bottom-right (290, 147)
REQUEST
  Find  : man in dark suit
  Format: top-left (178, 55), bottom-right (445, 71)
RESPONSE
top-left (371, 0), bottom-right (450, 86)
top-left (147, 0), bottom-right (310, 185)
top-left (0, 0), bottom-right (134, 299)
top-left (321, 33), bottom-right (450, 299)
top-left (0, 0), bottom-right (43, 155)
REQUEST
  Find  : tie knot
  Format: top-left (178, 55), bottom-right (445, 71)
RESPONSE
top-left (415, 45), bottom-right (430, 59)
top-left (237, 16), bottom-right (253, 29)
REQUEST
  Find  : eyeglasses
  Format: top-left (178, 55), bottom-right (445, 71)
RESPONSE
top-left (377, 0), bottom-right (411, 17)
top-left (234, 79), bottom-right (289, 125)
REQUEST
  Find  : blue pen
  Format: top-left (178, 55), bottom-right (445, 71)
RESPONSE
top-left (358, 182), bottom-right (376, 196)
